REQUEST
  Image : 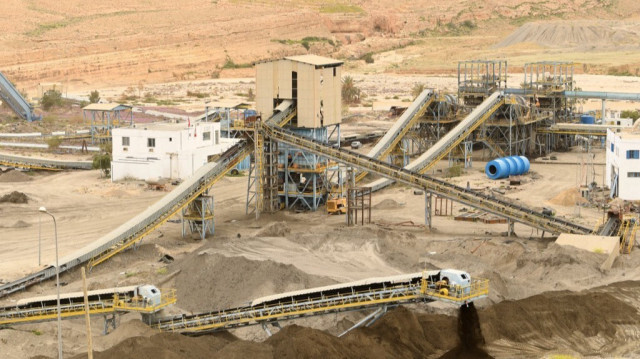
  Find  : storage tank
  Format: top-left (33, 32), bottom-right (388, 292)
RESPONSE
top-left (485, 156), bottom-right (530, 180)
top-left (580, 115), bottom-right (595, 124)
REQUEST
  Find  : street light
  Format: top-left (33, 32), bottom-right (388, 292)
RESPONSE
top-left (39, 206), bottom-right (63, 359)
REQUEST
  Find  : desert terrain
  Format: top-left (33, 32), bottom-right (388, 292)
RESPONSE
top-left (1, 0), bottom-right (640, 358)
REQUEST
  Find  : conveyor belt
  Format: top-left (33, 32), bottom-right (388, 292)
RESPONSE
top-left (0, 141), bottom-right (252, 298)
top-left (0, 285), bottom-right (175, 327)
top-left (154, 270), bottom-right (488, 335)
top-left (355, 90), bottom-right (435, 181)
top-left (366, 92), bottom-right (506, 191)
top-left (0, 153), bottom-right (92, 171)
top-left (0, 71), bottom-right (40, 122)
top-left (259, 121), bottom-right (591, 235)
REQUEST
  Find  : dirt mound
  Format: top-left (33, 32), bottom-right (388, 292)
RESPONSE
top-left (548, 187), bottom-right (588, 206)
top-left (495, 21), bottom-right (640, 50)
top-left (256, 221), bottom-right (291, 237)
top-left (372, 198), bottom-right (404, 209)
top-left (480, 289), bottom-right (640, 355)
top-left (11, 220), bottom-right (30, 228)
top-left (93, 318), bottom-right (157, 352)
top-left (0, 170), bottom-right (32, 183)
top-left (171, 252), bottom-right (334, 312)
top-left (0, 191), bottom-right (29, 204)
top-left (440, 303), bottom-right (493, 359)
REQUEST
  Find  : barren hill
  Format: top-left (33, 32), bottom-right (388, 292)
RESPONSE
top-left (0, 0), bottom-right (639, 91)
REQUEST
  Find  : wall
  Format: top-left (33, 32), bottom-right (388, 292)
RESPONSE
top-left (606, 129), bottom-right (640, 200)
top-left (256, 58), bottom-right (342, 128)
top-left (111, 122), bottom-right (237, 181)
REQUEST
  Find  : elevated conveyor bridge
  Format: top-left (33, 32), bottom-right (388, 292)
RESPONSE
top-left (154, 271), bottom-right (488, 335)
top-left (0, 154), bottom-right (93, 171)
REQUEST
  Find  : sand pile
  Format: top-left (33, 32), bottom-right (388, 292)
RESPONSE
top-left (171, 252), bottom-right (334, 312)
top-left (0, 191), bottom-right (29, 204)
top-left (0, 170), bottom-right (32, 183)
top-left (548, 187), bottom-right (588, 206)
top-left (372, 198), bottom-right (404, 210)
top-left (93, 319), bottom-right (157, 352)
top-left (440, 303), bottom-right (492, 359)
top-left (494, 21), bottom-right (640, 50)
top-left (255, 221), bottom-right (291, 237)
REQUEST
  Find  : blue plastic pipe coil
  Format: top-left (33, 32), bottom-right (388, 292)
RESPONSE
top-left (485, 156), bottom-right (530, 180)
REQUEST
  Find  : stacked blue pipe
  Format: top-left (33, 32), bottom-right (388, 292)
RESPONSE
top-left (485, 156), bottom-right (530, 179)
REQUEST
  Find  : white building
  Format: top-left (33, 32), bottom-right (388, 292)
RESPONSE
top-left (606, 125), bottom-right (640, 200)
top-left (111, 121), bottom-right (238, 181)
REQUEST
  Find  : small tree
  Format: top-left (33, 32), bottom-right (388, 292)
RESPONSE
top-left (92, 142), bottom-right (112, 177)
top-left (412, 83), bottom-right (425, 99)
top-left (342, 76), bottom-right (362, 105)
top-left (89, 90), bottom-right (100, 103)
top-left (246, 88), bottom-right (255, 101)
top-left (41, 88), bottom-right (63, 110)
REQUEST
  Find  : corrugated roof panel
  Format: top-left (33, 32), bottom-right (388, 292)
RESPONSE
top-left (83, 103), bottom-right (131, 111)
top-left (284, 55), bottom-right (343, 67)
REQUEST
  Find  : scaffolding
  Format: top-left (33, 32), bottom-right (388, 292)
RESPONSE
top-left (523, 61), bottom-right (575, 121)
top-left (246, 130), bottom-right (279, 217)
top-left (458, 60), bottom-right (507, 107)
top-left (82, 103), bottom-right (133, 144)
top-left (347, 187), bottom-right (371, 226)
top-left (277, 125), bottom-right (340, 211)
top-left (181, 192), bottom-right (214, 240)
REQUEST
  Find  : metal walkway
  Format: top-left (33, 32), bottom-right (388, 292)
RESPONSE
top-left (0, 285), bottom-right (175, 327)
top-left (0, 141), bottom-right (252, 298)
top-left (154, 271), bottom-right (488, 335)
top-left (0, 71), bottom-right (40, 122)
top-left (355, 90), bottom-right (435, 181)
top-left (259, 121), bottom-right (591, 235)
top-left (0, 153), bottom-right (93, 171)
top-left (365, 92), bottom-right (506, 191)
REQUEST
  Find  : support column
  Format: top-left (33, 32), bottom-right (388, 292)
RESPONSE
top-left (507, 219), bottom-right (515, 237)
top-left (425, 191), bottom-right (432, 229)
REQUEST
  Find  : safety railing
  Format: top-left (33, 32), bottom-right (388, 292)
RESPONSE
top-left (113, 289), bottom-right (177, 313)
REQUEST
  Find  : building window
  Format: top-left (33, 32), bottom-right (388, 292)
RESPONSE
top-left (628, 172), bottom-right (640, 178)
top-left (215, 130), bottom-right (219, 145)
top-left (122, 136), bottom-right (130, 146)
top-left (627, 150), bottom-right (640, 159)
top-left (333, 67), bottom-right (337, 77)
top-left (147, 138), bottom-right (155, 147)
top-left (203, 131), bottom-right (211, 141)
top-left (611, 143), bottom-right (614, 152)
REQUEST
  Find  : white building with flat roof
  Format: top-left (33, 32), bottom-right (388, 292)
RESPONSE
top-left (606, 124), bottom-right (640, 200)
top-left (111, 121), bottom-right (238, 181)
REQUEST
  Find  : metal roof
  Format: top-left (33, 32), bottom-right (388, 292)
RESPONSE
top-left (284, 55), bottom-right (343, 67)
top-left (205, 101), bottom-right (252, 109)
top-left (83, 103), bottom-right (132, 111)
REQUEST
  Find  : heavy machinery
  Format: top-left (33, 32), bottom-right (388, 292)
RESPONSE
top-left (327, 197), bottom-right (347, 214)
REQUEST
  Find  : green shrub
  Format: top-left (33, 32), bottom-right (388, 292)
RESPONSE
top-left (621, 110), bottom-right (640, 120)
top-left (342, 76), bottom-right (362, 105)
top-left (41, 88), bottom-right (63, 110)
top-left (46, 136), bottom-right (62, 150)
top-left (89, 90), bottom-right (100, 104)
top-left (361, 52), bottom-right (374, 64)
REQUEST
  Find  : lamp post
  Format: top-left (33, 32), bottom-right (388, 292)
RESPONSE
top-left (39, 206), bottom-right (63, 359)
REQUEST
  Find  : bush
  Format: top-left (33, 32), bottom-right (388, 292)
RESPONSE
top-left (89, 90), bottom-right (100, 103)
top-left (46, 136), bottom-right (62, 150)
top-left (342, 76), bottom-right (362, 105)
top-left (93, 143), bottom-right (112, 177)
top-left (412, 83), bottom-right (425, 98)
top-left (621, 110), bottom-right (640, 120)
top-left (41, 88), bottom-right (63, 110)
top-left (445, 165), bottom-right (463, 178)
top-left (361, 52), bottom-right (374, 64)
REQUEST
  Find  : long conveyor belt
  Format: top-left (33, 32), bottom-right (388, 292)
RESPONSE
top-left (154, 270), bottom-right (488, 335)
top-left (0, 153), bottom-right (93, 171)
top-left (0, 141), bottom-right (252, 298)
top-left (355, 90), bottom-right (435, 181)
top-left (366, 91), bottom-right (506, 191)
top-left (0, 285), bottom-right (176, 327)
top-left (259, 121), bottom-right (591, 235)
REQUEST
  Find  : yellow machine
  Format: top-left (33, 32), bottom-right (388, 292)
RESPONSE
top-left (327, 197), bottom-right (347, 214)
